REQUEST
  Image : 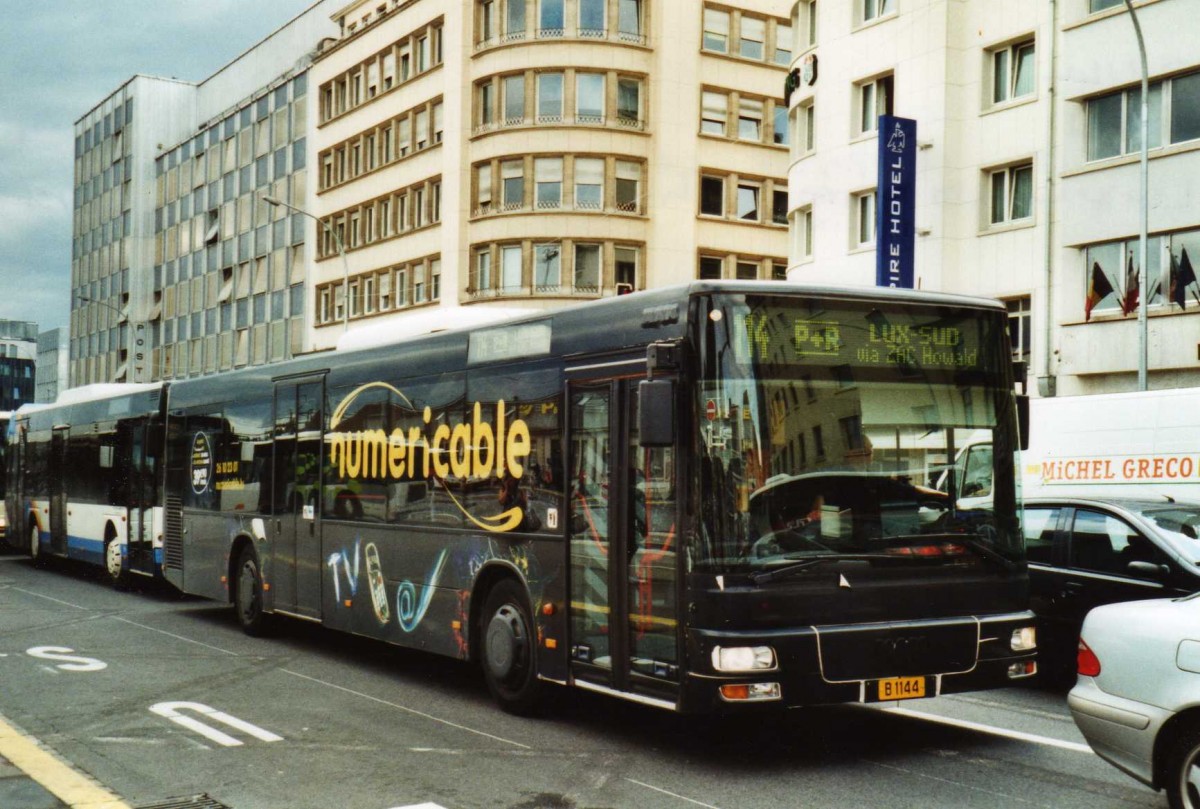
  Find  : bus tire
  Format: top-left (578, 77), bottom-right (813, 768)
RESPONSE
top-left (29, 522), bottom-right (45, 568)
top-left (234, 545), bottom-right (272, 637)
top-left (480, 578), bottom-right (541, 716)
top-left (104, 525), bottom-right (130, 590)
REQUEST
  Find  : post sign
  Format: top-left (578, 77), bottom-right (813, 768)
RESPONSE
top-left (875, 115), bottom-right (917, 289)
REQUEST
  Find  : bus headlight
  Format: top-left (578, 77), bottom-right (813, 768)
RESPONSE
top-left (1010, 627), bottom-right (1037, 651)
top-left (711, 645), bottom-right (777, 672)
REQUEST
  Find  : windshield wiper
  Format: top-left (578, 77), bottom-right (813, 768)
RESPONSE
top-left (749, 553), bottom-right (902, 585)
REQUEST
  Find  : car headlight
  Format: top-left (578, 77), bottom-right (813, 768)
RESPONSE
top-left (1011, 626), bottom-right (1037, 651)
top-left (711, 645), bottom-right (777, 672)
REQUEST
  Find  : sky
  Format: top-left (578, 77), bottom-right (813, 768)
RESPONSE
top-left (0, 0), bottom-right (321, 335)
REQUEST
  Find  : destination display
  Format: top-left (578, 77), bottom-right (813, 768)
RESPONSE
top-left (731, 302), bottom-right (990, 373)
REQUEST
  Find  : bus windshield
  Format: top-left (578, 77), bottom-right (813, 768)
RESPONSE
top-left (693, 293), bottom-right (1023, 574)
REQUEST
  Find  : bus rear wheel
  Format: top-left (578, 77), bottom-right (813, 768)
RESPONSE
top-left (234, 546), bottom-right (272, 637)
top-left (29, 522), bottom-right (45, 568)
top-left (480, 579), bottom-right (541, 715)
top-left (104, 529), bottom-right (130, 590)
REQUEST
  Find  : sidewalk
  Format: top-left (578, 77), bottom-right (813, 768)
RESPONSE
top-left (0, 751), bottom-right (69, 809)
top-left (0, 716), bottom-right (130, 809)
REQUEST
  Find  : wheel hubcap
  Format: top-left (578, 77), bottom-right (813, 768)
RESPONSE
top-left (106, 541), bottom-right (122, 577)
top-left (486, 605), bottom-right (527, 683)
top-left (1184, 748), bottom-right (1200, 808)
top-left (30, 526), bottom-right (38, 558)
top-left (239, 562), bottom-right (259, 620)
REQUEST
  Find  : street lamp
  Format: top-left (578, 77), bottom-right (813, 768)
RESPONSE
top-left (1123, 0), bottom-right (1150, 391)
top-left (77, 295), bottom-right (148, 383)
top-left (262, 194), bottom-right (350, 334)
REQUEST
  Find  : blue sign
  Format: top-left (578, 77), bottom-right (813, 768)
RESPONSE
top-left (875, 115), bottom-right (917, 288)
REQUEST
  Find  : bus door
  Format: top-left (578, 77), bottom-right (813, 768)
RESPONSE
top-left (271, 377), bottom-right (324, 619)
top-left (567, 377), bottom-right (679, 701)
top-left (49, 426), bottom-right (69, 555)
top-left (125, 420), bottom-right (157, 575)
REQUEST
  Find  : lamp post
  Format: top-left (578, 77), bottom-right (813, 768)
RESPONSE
top-left (77, 295), bottom-right (147, 383)
top-left (262, 194), bottom-right (349, 334)
top-left (1123, 0), bottom-right (1149, 391)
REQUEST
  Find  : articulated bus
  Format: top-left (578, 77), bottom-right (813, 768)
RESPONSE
top-left (5, 384), bottom-right (167, 585)
top-left (160, 281), bottom-right (1035, 714)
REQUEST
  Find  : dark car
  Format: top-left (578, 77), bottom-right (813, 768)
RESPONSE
top-left (1022, 494), bottom-right (1200, 677)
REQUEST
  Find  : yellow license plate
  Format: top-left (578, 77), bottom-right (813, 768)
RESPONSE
top-left (878, 676), bottom-right (926, 701)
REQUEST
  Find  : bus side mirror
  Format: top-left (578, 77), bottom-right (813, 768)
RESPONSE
top-left (1016, 394), bottom-right (1030, 452)
top-left (639, 380), bottom-right (674, 447)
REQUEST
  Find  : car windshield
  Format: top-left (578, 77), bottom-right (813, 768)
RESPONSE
top-left (1137, 505), bottom-right (1200, 562)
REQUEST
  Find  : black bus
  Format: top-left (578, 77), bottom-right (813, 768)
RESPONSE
top-left (161, 281), bottom-right (1034, 713)
top-left (6, 385), bottom-right (167, 585)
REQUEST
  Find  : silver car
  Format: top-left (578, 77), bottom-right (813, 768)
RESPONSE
top-left (1069, 593), bottom-right (1200, 808)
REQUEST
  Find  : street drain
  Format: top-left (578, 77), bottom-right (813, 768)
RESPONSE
top-left (134, 795), bottom-right (232, 809)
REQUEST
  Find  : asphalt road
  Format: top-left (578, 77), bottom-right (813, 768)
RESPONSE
top-left (0, 549), bottom-right (1167, 809)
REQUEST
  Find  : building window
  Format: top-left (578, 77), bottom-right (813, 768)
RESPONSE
top-left (501, 244), bottom-right (523, 289)
top-left (580, 0), bottom-right (605, 35)
top-left (772, 188), bottom-right (788, 225)
top-left (507, 0), bottom-right (527, 38)
top-left (475, 248), bottom-right (493, 292)
top-left (793, 206), bottom-right (814, 259)
top-left (535, 157), bottom-right (563, 208)
top-left (618, 0), bottom-right (642, 41)
top-left (537, 72), bottom-right (564, 121)
top-left (699, 255), bottom-right (723, 279)
top-left (853, 190), bottom-right (876, 248)
top-left (539, 0), bottom-right (564, 36)
top-left (534, 242), bottom-right (561, 287)
top-left (575, 157), bottom-right (603, 209)
top-left (738, 97), bottom-right (763, 141)
top-left (1089, 0), bottom-right (1123, 11)
top-left (703, 8), bottom-right (729, 53)
top-left (1083, 236), bottom-right (1165, 318)
top-left (615, 160), bottom-right (640, 212)
top-left (775, 23), bottom-right (793, 66)
top-left (576, 73), bottom-right (604, 123)
top-left (617, 78), bottom-right (641, 125)
top-left (701, 90), bottom-right (727, 135)
top-left (773, 103), bottom-right (789, 145)
top-left (477, 164), bottom-right (493, 213)
top-left (861, 0), bottom-right (895, 24)
top-left (801, 101), bottom-right (815, 153)
top-left (504, 74), bottom-right (525, 124)
top-left (857, 74), bottom-right (893, 135)
top-left (615, 245), bottom-right (638, 292)
top-left (737, 182), bottom-right (760, 222)
top-left (988, 163), bottom-right (1034, 226)
top-left (991, 39), bottom-right (1035, 106)
top-left (739, 15), bottom-right (765, 60)
top-left (1006, 297), bottom-right (1031, 364)
top-left (801, 0), bottom-right (817, 48)
top-left (700, 175), bottom-right (724, 216)
top-left (574, 243), bottom-right (601, 290)
top-left (502, 159), bottom-right (525, 209)
top-left (1087, 81), bottom-right (1164, 161)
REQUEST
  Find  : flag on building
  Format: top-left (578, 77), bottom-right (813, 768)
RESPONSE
top-left (1085, 261), bottom-right (1115, 321)
top-left (1121, 251), bottom-right (1138, 315)
top-left (1174, 247), bottom-right (1198, 309)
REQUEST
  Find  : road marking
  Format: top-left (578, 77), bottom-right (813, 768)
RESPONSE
top-left (0, 714), bottom-right (132, 809)
top-left (882, 706), bottom-right (1094, 753)
top-left (388, 804), bottom-right (449, 809)
top-left (114, 616), bottom-right (240, 656)
top-left (282, 669), bottom-right (531, 750)
top-left (150, 701), bottom-right (282, 748)
top-left (11, 586), bottom-right (91, 610)
top-left (625, 778), bottom-right (723, 808)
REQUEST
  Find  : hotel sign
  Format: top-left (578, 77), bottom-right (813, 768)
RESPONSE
top-left (875, 115), bottom-right (917, 289)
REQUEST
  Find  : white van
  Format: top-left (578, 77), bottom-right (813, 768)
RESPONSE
top-left (947, 388), bottom-right (1200, 503)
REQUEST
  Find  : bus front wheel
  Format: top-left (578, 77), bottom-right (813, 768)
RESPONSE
top-left (234, 546), bottom-right (272, 637)
top-left (480, 579), bottom-right (541, 715)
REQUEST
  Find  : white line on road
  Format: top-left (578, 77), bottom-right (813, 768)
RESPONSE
top-left (281, 669), bottom-right (532, 750)
top-left (11, 586), bottom-right (91, 610)
top-left (113, 616), bottom-right (240, 656)
top-left (624, 778), bottom-right (724, 809)
top-left (883, 706), bottom-right (1094, 753)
